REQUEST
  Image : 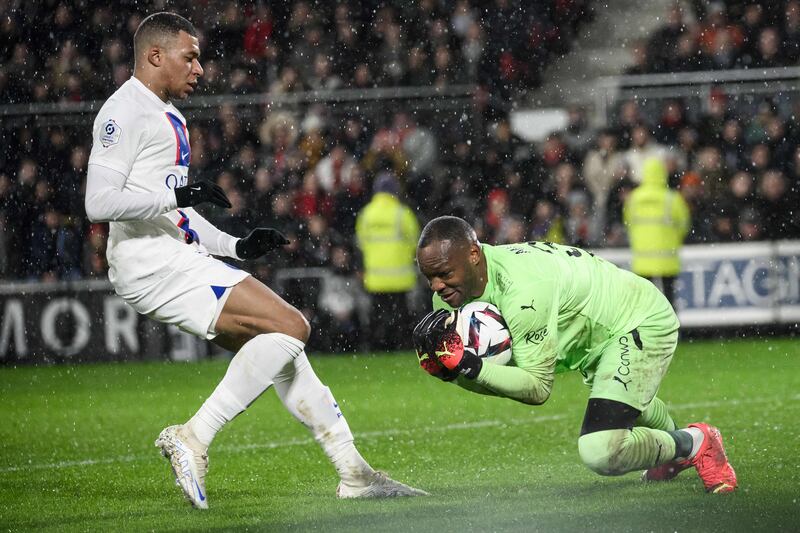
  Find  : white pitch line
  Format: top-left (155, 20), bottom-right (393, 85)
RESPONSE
top-left (0, 416), bottom-right (568, 474)
top-left (2, 395), bottom-right (798, 474)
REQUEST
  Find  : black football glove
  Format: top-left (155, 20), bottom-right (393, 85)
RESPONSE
top-left (413, 308), bottom-right (484, 380)
top-left (236, 227), bottom-right (290, 259)
top-left (413, 309), bottom-right (459, 381)
top-left (174, 180), bottom-right (232, 209)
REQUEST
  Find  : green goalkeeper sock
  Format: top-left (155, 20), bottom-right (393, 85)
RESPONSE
top-left (636, 396), bottom-right (676, 432)
top-left (578, 427), bottom-right (678, 475)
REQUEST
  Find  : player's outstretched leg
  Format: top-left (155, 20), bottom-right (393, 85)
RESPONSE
top-left (155, 425), bottom-right (209, 509)
top-left (272, 352), bottom-right (428, 498)
top-left (157, 331), bottom-right (302, 508)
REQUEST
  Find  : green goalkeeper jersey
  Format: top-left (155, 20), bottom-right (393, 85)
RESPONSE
top-left (432, 242), bottom-right (676, 404)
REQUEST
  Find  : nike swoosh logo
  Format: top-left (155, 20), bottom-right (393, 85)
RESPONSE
top-left (181, 151), bottom-right (189, 159)
top-left (195, 479), bottom-right (205, 501)
top-left (191, 187), bottom-right (201, 191)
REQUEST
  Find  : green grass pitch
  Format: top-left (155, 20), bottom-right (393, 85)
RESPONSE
top-left (1, 337), bottom-right (799, 532)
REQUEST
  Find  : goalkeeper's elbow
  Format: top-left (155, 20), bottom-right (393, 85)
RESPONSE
top-left (519, 391), bottom-right (550, 406)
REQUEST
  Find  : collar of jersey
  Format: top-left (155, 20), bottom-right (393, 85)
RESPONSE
top-left (129, 76), bottom-right (174, 108)
top-left (473, 243), bottom-right (496, 305)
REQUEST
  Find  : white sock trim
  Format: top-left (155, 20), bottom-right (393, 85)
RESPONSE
top-left (682, 427), bottom-right (705, 459)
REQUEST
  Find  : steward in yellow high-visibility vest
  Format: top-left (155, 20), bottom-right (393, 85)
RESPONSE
top-left (623, 157), bottom-right (690, 306)
top-left (355, 173), bottom-right (420, 349)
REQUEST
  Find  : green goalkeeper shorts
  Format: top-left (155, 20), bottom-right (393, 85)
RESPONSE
top-left (587, 304), bottom-right (680, 412)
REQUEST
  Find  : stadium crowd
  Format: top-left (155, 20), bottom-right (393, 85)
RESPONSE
top-left (627, 1), bottom-right (800, 74)
top-left (1, 1), bottom-right (799, 349)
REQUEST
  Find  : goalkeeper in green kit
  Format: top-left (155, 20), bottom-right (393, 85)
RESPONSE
top-left (413, 216), bottom-right (737, 493)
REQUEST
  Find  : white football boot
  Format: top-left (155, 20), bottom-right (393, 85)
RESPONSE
top-left (336, 471), bottom-right (429, 498)
top-left (155, 425), bottom-right (209, 509)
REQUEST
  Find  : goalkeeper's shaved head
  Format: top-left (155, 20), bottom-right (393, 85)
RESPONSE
top-left (134, 12), bottom-right (197, 63)
top-left (418, 216), bottom-right (478, 250)
top-left (417, 216), bottom-right (485, 308)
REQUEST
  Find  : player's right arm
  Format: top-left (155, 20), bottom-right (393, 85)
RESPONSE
top-left (472, 284), bottom-right (559, 405)
top-left (85, 109), bottom-right (180, 222)
top-left (428, 292), bottom-right (556, 403)
top-left (84, 163), bottom-right (179, 222)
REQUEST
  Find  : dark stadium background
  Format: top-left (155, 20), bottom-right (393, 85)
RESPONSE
top-left (2, 2), bottom-right (800, 531)
top-left (0, 0), bottom-right (797, 359)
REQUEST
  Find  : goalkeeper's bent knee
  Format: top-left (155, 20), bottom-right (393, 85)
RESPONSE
top-left (577, 429), bottom-right (630, 476)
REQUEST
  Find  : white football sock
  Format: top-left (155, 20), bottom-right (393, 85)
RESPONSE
top-left (273, 351), bottom-right (376, 486)
top-left (186, 332), bottom-right (303, 448)
top-left (680, 427), bottom-right (705, 459)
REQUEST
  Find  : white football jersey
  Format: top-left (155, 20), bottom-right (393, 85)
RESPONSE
top-left (88, 77), bottom-right (232, 298)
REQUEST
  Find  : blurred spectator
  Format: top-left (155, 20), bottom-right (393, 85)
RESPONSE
top-left (355, 173), bottom-right (420, 351)
top-left (718, 170), bottom-right (756, 240)
top-left (695, 146), bottom-right (727, 199)
top-left (583, 129), bottom-right (625, 237)
top-left (299, 214), bottom-right (339, 267)
top-left (698, 3), bottom-right (744, 60)
top-left (562, 105), bottom-right (594, 157)
top-left (679, 171), bottom-right (714, 243)
top-left (784, 0), bottom-right (800, 63)
top-left (738, 3), bottom-right (765, 64)
top-left (496, 215), bottom-right (528, 244)
top-left (29, 207), bottom-right (83, 282)
top-left (317, 243), bottom-right (365, 352)
top-left (697, 89), bottom-right (729, 144)
top-left (315, 145), bottom-right (358, 194)
top-left (330, 164), bottom-right (368, 235)
top-left (753, 27), bottom-right (782, 68)
top-left (614, 99), bottom-right (643, 148)
top-left (624, 158), bottom-right (690, 306)
top-left (564, 190), bottom-right (593, 247)
top-left (623, 123), bottom-right (669, 184)
top-left (655, 100), bottom-right (687, 145)
top-left (758, 169), bottom-right (798, 239)
top-left (293, 171), bottom-right (330, 221)
top-left (625, 39), bottom-right (650, 75)
top-left (529, 199), bottom-right (565, 243)
top-left (718, 119), bottom-right (746, 171)
top-left (307, 53), bottom-right (343, 91)
top-left (483, 188), bottom-right (512, 244)
top-left (670, 32), bottom-right (713, 71)
top-left (738, 207), bottom-right (763, 241)
top-left (646, 3), bottom-right (687, 73)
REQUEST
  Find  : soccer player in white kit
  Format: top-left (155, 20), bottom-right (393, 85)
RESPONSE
top-left (84, 12), bottom-right (426, 509)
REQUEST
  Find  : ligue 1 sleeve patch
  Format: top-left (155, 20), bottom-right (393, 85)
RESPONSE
top-left (100, 119), bottom-right (122, 147)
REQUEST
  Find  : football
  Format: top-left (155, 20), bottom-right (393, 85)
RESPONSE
top-left (456, 302), bottom-right (513, 365)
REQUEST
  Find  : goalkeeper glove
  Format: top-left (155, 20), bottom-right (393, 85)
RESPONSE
top-left (434, 330), bottom-right (483, 380)
top-left (174, 180), bottom-right (232, 208)
top-left (413, 309), bottom-right (458, 381)
top-left (236, 228), bottom-right (290, 259)
top-left (413, 309), bottom-right (483, 380)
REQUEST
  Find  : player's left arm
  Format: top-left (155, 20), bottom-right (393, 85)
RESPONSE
top-left (182, 208), bottom-right (290, 260)
top-left (179, 207), bottom-right (240, 258)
